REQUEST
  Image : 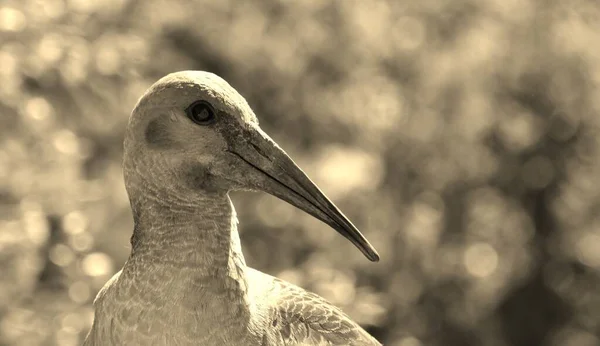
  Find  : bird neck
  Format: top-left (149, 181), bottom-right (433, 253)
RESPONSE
top-left (124, 190), bottom-right (249, 301)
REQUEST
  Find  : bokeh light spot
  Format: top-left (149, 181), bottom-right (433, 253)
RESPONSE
top-left (396, 336), bottom-right (423, 346)
top-left (0, 50), bottom-right (18, 75)
top-left (498, 109), bottom-right (542, 152)
top-left (53, 130), bottom-right (80, 155)
top-left (68, 281), bottom-right (91, 303)
top-left (24, 97), bottom-right (54, 121)
top-left (37, 34), bottom-right (64, 63)
top-left (82, 252), bottom-right (113, 277)
top-left (0, 7), bottom-right (26, 32)
top-left (49, 244), bottom-right (75, 267)
top-left (406, 192), bottom-right (444, 248)
top-left (394, 16), bottom-right (426, 52)
top-left (63, 211), bottom-right (88, 235)
top-left (464, 243), bottom-right (499, 278)
top-left (67, 0), bottom-right (99, 14)
top-left (22, 210), bottom-right (50, 246)
top-left (316, 146), bottom-right (383, 198)
top-left (576, 233), bottom-right (600, 268)
top-left (61, 38), bottom-right (90, 85)
top-left (95, 41), bottom-right (121, 75)
top-left (39, 0), bottom-right (66, 19)
top-left (69, 232), bottom-right (94, 252)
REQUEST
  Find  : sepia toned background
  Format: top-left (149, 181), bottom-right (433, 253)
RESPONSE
top-left (1, 0), bottom-right (600, 345)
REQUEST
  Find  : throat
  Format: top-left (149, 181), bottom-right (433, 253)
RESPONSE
top-left (123, 192), bottom-right (249, 305)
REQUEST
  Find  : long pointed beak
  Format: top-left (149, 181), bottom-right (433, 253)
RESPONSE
top-left (226, 124), bottom-right (379, 262)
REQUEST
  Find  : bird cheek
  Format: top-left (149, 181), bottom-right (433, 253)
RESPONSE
top-left (182, 162), bottom-right (227, 193)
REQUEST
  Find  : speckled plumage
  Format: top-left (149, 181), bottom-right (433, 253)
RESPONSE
top-left (84, 71), bottom-right (380, 346)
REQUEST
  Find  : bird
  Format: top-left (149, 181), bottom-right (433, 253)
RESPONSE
top-left (83, 71), bottom-right (381, 346)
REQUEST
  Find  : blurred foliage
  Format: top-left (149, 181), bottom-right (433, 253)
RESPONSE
top-left (1, 0), bottom-right (600, 345)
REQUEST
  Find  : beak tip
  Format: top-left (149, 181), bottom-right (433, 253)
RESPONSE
top-left (366, 248), bottom-right (380, 262)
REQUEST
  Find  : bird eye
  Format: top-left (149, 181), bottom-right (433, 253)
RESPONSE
top-left (186, 101), bottom-right (216, 125)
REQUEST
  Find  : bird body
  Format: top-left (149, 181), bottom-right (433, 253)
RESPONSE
top-left (84, 71), bottom-right (381, 345)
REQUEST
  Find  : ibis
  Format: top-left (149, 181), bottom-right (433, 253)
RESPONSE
top-left (83, 71), bottom-right (381, 345)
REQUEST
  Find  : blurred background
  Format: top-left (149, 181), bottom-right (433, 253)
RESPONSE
top-left (1, 0), bottom-right (599, 345)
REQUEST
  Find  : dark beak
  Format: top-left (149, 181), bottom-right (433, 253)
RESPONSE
top-left (226, 124), bottom-right (379, 262)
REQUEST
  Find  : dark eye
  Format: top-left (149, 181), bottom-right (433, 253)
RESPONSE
top-left (186, 101), bottom-right (216, 125)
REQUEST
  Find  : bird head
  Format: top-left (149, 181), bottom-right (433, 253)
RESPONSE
top-left (124, 71), bottom-right (379, 262)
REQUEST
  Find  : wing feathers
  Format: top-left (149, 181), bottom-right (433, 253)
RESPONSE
top-left (248, 269), bottom-right (381, 346)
